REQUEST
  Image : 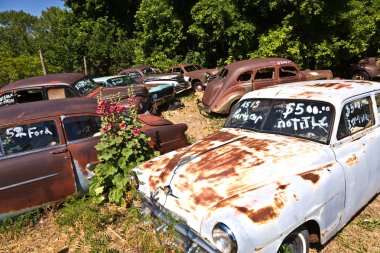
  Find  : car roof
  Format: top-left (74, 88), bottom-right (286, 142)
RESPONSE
top-left (224, 58), bottom-right (296, 72)
top-left (1, 73), bottom-right (86, 92)
top-left (0, 97), bottom-right (97, 126)
top-left (243, 79), bottom-right (380, 107)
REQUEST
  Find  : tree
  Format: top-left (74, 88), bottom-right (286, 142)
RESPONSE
top-left (0, 11), bottom-right (38, 56)
top-left (188, 0), bottom-right (256, 67)
top-left (134, 0), bottom-right (186, 69)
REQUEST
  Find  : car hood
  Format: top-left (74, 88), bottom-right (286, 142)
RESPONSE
top-left (138, 128), bottom-right (335, 231)
top-left (145, 73), bottom-right (180, 81)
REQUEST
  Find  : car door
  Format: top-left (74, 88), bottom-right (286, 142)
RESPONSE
top-left (61, 115), bottom-right (101, 192)
top-left (252, 67), bottom-right (277, 90)
top-left (332, 95), bottom-right (380, 223)
top-left (0, 118), bottom-right (77, 217)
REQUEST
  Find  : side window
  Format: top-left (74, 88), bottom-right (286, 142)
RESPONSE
top-left (63, 116), bottom-right (101, 142)
top-left (0, 120), bottom-right (59, 156)
top-left (337, 96), bottom-right (374, 140)
top-left (16, 89), bottom-right (44, 103)
top-left (129, 72), bottom-right (142, 79)
top-left (279, 66), bottom-right (298, 78)
top-left (0, 92), bottom-right (16, 107)
top-left (65, 88), bottom-right (78, 98)
top-left (237, 71), bottom-right (253, 82)
top-left (173, 68), bottom-right (182, 73)
top-left (254, 68), bottom-right (275, 80)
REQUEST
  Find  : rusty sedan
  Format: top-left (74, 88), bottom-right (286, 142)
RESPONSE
top-left (200, 58), bottom-right (333, 115)
top-left (0, 97), bottom-right (188, 219)
top-left (0, 73), bottom-right (151, 113)
top-left (136, 79), bottom-right (380, 252)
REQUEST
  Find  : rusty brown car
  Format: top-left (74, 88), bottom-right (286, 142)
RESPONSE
top-left (168, 64), bottom-right (219, 92)
top-left (351, 56), bottom-right (380, 80)
top-left (0, 97), bottom-right (188, 219)
top-left (199, 58), bottom-right (333, 114)
top-left (0, 73), bottom-right (151, 113)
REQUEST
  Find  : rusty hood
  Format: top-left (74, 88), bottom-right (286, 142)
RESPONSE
top-left (138, 128), bottom-right (335, 230)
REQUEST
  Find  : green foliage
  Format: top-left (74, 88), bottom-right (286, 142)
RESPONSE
top-left (0, 209), bottom-right (42, 235)
top-left (0, 50), bottom-right (61, 87)
top-left (134, 0), bottom-right (186, 69)
top-left (89, 94), bottom-right (158, 206)
top-left (188, 0), bottom-right (256, 67)
top-left (56, 196), bottom-right (117, 252)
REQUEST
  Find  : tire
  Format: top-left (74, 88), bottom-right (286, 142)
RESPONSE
top-left (352, 71), bottom-right (370, 80)
top-left (193, 81), bottom-right (203, 92)
top-left (278, 227), bottom-right (309, 253)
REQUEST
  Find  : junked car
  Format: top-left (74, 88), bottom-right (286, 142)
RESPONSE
top-left (118, 65), bottom-right (191, 94)
top-left (350, 56), bottom-right (380, 80)
top-left (0, 97), bottom-right (189, 219)
top-left (93, 75), bottom-right (175, 109)
top-left (168, 64), bottom-right (219, 92)
top-left (199, 58), bottom-right (333, 114)
top-left (0, 73), bottom-right (150, 113)
top-left (136, 79), bottom-right (380, 252)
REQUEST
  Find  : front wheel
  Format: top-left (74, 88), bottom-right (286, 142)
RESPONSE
top-left (193, 81), bottom-right (203, 92)
top-left (278, 227), bottom-right (309, 253)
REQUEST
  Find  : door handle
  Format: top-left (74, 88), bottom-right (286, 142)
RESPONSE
top-left (49, 148), bottom-right (68, 154)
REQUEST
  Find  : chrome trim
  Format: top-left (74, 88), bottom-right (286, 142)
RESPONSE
top-left (0, 144), bottom-right (67, 160)
top-left (141, 196), bottom-right (220, 253)
top-left (0, 173), bottom-right (60, 191)
top-left (212, 223), bottom-right (238, 253)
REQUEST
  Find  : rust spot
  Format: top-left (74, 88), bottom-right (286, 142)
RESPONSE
top-left (293, 194), bottom-right (298, 201)
top-left (300, 172), bottom-right (320, 184)
top-left (305, 82), bottom-right (353, 89)
top-left (236, 206), bottom-right (277, 224)
top-left (193, 187), bottom-right (222, 206)
top-left (292, 91), bottom-right (322, 98)
top-left (346, 154), bottom-right (357, 166)
top-left (277, 183), bottom-right (289, 190)
top-left (197, 167), bottom-right (237, 180)
top-left (212, 194), bottom-right (241, 210)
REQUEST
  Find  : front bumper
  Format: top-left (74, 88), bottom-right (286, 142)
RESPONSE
top-left (140, 196), bottom-right (220, 253)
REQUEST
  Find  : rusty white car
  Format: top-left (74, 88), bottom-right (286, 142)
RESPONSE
top-left (136, 79), bottom-right (380, 253)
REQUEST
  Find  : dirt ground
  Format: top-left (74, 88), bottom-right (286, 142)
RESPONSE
top-left (1, 92), bottom-right (379, 253)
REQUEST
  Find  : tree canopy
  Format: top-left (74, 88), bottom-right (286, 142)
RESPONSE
top-left (0, 0), bottom-right (378, 85)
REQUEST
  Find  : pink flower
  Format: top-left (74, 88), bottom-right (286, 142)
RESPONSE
top-left (132, 128), bottom-right (141, 136)
top-left (120, 123), bottom-right (127, 130)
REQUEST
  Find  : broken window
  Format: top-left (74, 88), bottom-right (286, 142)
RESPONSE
top-left (254, 68), bottom-right (275, 80)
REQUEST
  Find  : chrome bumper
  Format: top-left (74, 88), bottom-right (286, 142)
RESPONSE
top-left (140, 196), bottom-right (220, 253)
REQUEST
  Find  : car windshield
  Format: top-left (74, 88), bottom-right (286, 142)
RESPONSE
top-left (107, 76), bottom-right (137, 87)
top-left (225, 99), bottom-right (334, 144)
top-left (72, 78), bottom-right (99, 96)
top-left (184, 65), bottom-right (202, 72)
top-left (143, 67), bottom-right (161, 75)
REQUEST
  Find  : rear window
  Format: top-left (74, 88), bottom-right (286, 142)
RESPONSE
top-left (63, 116), bottom-right (101, 142)
top-left (0, 120), bottom-right (59, 156)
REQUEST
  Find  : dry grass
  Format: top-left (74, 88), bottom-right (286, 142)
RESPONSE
top-left (1, 92), bottom-right (379, 252)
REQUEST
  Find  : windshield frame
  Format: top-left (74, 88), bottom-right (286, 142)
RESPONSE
top-left (224, 98), bottom-right (335, 144)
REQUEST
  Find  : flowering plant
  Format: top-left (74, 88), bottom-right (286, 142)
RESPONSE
top-left (89, 93), bottom-right (158, 206)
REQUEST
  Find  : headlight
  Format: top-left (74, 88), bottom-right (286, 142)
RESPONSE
top-left (205, 72), bottom-right (210, 78)
top-left (129, 171), bottom-right (139, 190)
top-left (212, 223), bottom-right (238, 253)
